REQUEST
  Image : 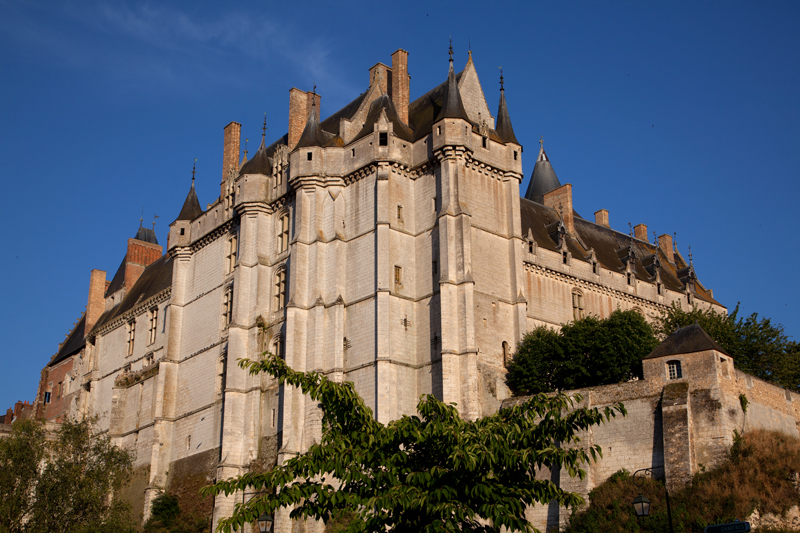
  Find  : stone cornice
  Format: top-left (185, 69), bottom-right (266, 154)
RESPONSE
top-left (94, 289), bottom-right (171, 337)
top-left (191, 220), bottom-right (233, 253)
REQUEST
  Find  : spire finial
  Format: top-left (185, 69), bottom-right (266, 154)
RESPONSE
top-left (244, 138), bottom-right (249, 158)
top-left (499, 67), bottom-right (504, 91)
top-left (689, 245), bottom-right (693, 266)
top-left (539, 136), bottom-right (544, 148)
top-left (139, 207), bottom-right (144, 228)
top-left (262, 113), bottom-right (267, 140)
top-left (448, 38), bottom-right (453, 62)
top-left (191, 158), bottom-right (197, 184)
top-left (152, 214), bottom-right (159, 231)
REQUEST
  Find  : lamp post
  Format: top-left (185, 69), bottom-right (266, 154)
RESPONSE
top-left (632, 466), bottom-right (675, 533)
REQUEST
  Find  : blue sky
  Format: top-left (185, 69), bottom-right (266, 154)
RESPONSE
top-left (1, 0), bottom-right (798, 411)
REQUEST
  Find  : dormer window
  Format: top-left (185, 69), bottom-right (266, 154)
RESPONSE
top-left (668, 360), bottom-right (683, 380)
top-left (562, 252), bottom-right (568, 265)
top-left (379, 132), bottom-right (388, 146)
top-left (657, 282), bottom-right (663, 295)
top-left (627, 273), bottom-right (632, 285)
top-left (180, 228), bottom-right (185, 236)
top-left (592, 261), bottom-right (598, 274)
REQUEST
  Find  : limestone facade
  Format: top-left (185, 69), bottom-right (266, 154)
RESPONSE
top-left (32, 48), bottom-right (728, 529)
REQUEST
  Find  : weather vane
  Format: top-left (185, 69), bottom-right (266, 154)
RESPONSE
top-left (139, 208), bottom-right (144, 228)
top-left (152, 214), bottom-right (159, 230)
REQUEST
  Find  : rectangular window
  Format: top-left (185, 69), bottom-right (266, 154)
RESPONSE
top-left (44, 392), bottom-right (51, 404)
top-left (627, 272), bottom-right (632, 285)
top-left (226, 233), bottom-right (238, 274)
top-left (379, 132), bottom-right (388, 146)
top-left (278, 214), bottom-right (290, 253)
top-left (126, 320), bottom-right (135, 356)
top-left (57, 382), bottom-right (63, 399)
top-left (592, 261), bottom-right (598, 274)
top-left (562, 252), bottom-right (568, 264)
top-left (572, 292), bottom-right (584, 320)
top-left (307, 152), bottom-right (313, 161)
top-left (275, 270), bottom-right (286, 311)
top-left (148, 307), bottom-right (158, 345)
top-left (223, 287), bottom-right (233, 328)
top-left (394, 266), bottom-right (402, 285)
top-left (668, 361), bottom-right (683, 380)
top-left (657, 282), bottom-right (663, 295)
top-left (482, 136), bottom-right (487, 149)
top-left (397, 205), bottom-right (403, 220)
top-left (432, 197), bottom-right (437, 213)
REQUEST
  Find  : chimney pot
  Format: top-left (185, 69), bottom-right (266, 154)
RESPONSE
top-left (221, 122), bottom-right (241, 196)
top-left (86, 269), bottom-right (106, 333)
top-left (543, 184), bottom-right (574, 235)
top-left (634, 224), bottom-right (649, 242)
top-left (391, 49), bottom-right (410, 125)
top-left (659, 233), bottom-right (675, 264)
top-left (594, 209), bottom-right (610, 227)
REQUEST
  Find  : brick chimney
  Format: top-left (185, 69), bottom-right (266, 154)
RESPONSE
top-left (369, 63), bottom-right (390, 95)
top-left (595, 209), bottom-right (609, 227)
top-left (634, 224), bottom-right (649, 242)
top-left (288, 88), bottom-right (321, 150)
top-left (86, 269), bottom-right (106, 333)
top-left (543, 184), bottom-right (574, 234)
top-left (125, 239), bottom-right (162, 290)
top-left (659, 233), bottom-right (675, 264)
top-left (221, 121), bottom-right (241, 196)
top-left (391, 49), bottom-right (410, 125)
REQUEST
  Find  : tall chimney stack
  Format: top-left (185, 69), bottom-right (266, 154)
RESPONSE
top-left (288, 88), bottom-right (321, 150)
top-left (124, 239), bottom-right (162, 291)
top-left (543, 184), bottom-right (574, 234)
top-left (86, 269), bottom-right (106, 333)
top-left (634, 224), bottom-right (649, 242)
top-left (221, 122), bottom-right (241, 197)
top-left (658, 233), bottom-right (675, 264)
top-left (391, 49), bottom-right (410, 124)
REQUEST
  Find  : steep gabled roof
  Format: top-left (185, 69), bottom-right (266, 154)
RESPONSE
top-left (134, 226), bottom-right (158, 244)
top-left (176, 182), bottom-right (203, 221)
top-left (351, 94), bottom-right (414, 143)
top-left (525, 145), bottom-right (561, 203)
top-left (644, 323), bottom-right (730, 359)
top-left (49, 313), bottom-right (86, 367)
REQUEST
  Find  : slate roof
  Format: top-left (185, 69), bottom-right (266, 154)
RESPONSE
top-left (90, 255), bottom-right (174, 336)
top-left (239, 138), bottom-right (271, 175)
top-left (644, 323), bottom-right (729, 359)
top-left (519, 197), bottom-right (720, 306)
top-left (134, 226), bottom-right (159, 244)
top-left (495, 88), bottom-right (519, 145)
top-left (295, 104), bottom-right (339, 149)
top-left (435, 59), bottom-right (470, 123)
top-left (176, 182), bottom-right (203, 222)
top-left (49, 314), bottom-right (86, 367)
top-left (351, 94), bottom-right (414, 144)
top-left (525, 145), bottom-right (561, 202)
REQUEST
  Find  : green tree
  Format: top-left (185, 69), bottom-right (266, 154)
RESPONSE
top-left (506, 310), bottom-right (660, 395)
top-left (0, 417), bottom-right (137, 533)
top-left (144, 491), bottom-right (210, 533)
top-left (654, 303), bottom-right (799, 392)
top-left (203, 354), bottom-right (626, 533)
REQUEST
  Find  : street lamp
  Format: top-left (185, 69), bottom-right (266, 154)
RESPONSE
top-left (632, 466), bottom-right (674, 533)
top-left (257, 512), bottom-right (274, 533)
top-left (632, 493), bottom-right (651, 517)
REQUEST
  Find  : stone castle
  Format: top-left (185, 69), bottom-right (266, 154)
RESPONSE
top-left (24, 47), bottom-right (798, 531)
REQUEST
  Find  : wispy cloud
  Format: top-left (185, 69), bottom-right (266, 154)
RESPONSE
top-left (0, 0), bottom-right (355, 98)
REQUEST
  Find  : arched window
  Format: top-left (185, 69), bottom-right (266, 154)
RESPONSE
top-left (667, 360), bottom-right (683, 380)
top-left (277, 213), bottom-right (290, 254)
top-left (274, 268), bottom-right (287, 311)
top-left (572, 290), bottom-right (584, 320)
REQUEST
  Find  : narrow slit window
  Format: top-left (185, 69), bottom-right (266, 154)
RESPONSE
top-left (397, 205), bottom-right (403, 220)
top-left (482, 137), bottom-right (487, 149)
top-left (562, 252), bottom-right (568, 264)
top-left (351, 148), bottom-right (355, 157)
top-left (274, 270), bottom-right (286, 311)
top-left (307, 152), bottom-right (313, 161)
top-left (627, 273), bottom-right (632, 285)
top-left (514, 151), bottom-right (518, 161)
top-left (592, 261), bottom-right (598, 274)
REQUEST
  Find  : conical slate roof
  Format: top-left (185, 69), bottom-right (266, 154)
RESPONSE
top-left (295, 103), bottom-right (335, 149)
top-left (239, 137), bottom-right (271, 175)
top-left (644, 323), bottom-right (730, 359)
top-left (134, 226), bottom-right (158, 244)
top-left (176, 182), bottom-right (203, 222)
top-left (434, 58), bottom-right (470, 124)
top-left (495, 88), bottom-right (518, 145)
top-left (524, 144), bottom-right (561, 203)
